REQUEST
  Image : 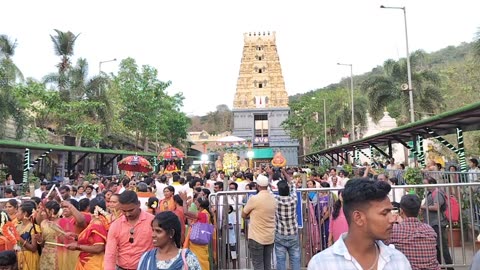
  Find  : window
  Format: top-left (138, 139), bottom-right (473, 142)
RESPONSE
top-left (258, 68), bottom-right (262, 73)
top-left (258, 83), bottom-right (263, 88)
top-left (254, 114), bottom-right (268, 138)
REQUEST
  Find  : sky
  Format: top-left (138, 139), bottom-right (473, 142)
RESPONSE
top-left (2, 0), bottom-right (479, 116)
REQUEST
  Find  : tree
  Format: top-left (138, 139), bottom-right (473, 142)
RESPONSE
top-left (0, 34), bottom-right (26, 138)
top-left (114, 58), bottom-right (189, 150)
top-left (48, 29), bottom-right (80, 101)
top-left (474, 27), bottom-right (480, 60)
top-left (282, 88), bottom-right (368, 152)
top-left (361, 51), bottom-right (444, 123)
top-left (0, 35), bottom-right (23, 84)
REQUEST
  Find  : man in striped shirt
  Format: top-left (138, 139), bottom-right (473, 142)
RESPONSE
top-left (274, 171), bottom-right (300, 270)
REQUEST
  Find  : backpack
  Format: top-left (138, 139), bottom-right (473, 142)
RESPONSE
top-left (432, 189), bottom-right (460, 223)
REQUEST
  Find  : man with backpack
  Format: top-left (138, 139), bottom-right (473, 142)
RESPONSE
top-left (421, 177), bottom-right (454, 270)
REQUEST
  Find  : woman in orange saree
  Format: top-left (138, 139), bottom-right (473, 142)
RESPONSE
top-left (0, 211), bottom-right (16, 251)
top-left (158, 186), bottom-right (176, 212)
top-left (67, 198), bottom-right (109, 270)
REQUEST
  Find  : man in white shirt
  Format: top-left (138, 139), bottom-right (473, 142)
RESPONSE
top-left (308, 179), bottom-right (411, 270)
top-left (117, 178), bottom-right (130, 194)
top-left (155, 175), bottom-right (168, 200)
top-left (34, 181), bottom-right (47, 198)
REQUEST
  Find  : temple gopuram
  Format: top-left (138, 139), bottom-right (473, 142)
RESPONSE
top-left (232, 31), bottom-right (299, 166)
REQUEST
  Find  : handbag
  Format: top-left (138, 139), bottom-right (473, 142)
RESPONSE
top-left (189, 222), bottom-right (214, 245)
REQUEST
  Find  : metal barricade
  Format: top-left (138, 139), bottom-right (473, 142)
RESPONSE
top-left (0, 184), bottom-right (25, 198)
top-left (211, 182), bottom-right (480, 269)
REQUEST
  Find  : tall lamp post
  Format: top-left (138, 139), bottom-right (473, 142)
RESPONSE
top-left (337, 63), bottom-right (355, 140)
top-left (380, 5), bottom-right (414, 123)
top-left (99, 58), bottom-right (117, 74)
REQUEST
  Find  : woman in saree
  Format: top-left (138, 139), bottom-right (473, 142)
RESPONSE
top-left (57, 199), bottom-right (86, 269)
top-left (66, 197), bottom-right (109, 270)
top-left (37, 200), bottom-right (64, 269)
top-left (180, 191), bottom-right (214, 270)
top-left (159, 186), bottom-right (176, 212)
top-left (15, 201), bottom-right (40, 270)
top-left (107, 194), bottom-right (122, 224)
top-left (0, 211), bottom-right (15, 252)
top-left (138, 211), bottom-right (201, 270)
top-left (317, 182), bottom-right (332, 250)
top-left (5, 199), bottom-right (18, 224)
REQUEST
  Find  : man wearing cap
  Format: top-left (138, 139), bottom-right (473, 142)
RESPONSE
top-left (242, 174), bottom-right (277, 270)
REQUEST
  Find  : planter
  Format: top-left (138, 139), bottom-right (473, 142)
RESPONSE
top-left (447, 228), bottom-right (462, 247)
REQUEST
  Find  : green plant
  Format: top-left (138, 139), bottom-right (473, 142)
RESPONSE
top-left (403, 167), bottom-right (425, 200)
top-left (21, 173), bottom-right (40, 195)
top-left (343, 164), bottom-right (353, 175)
top-left (404, 167), bottom-right (423, 184)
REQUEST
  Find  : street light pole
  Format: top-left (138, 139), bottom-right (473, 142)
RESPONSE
top-left (381, 5), bottom-right (414, 123)
top-left (323, 98), bottom-right (327, 149)
top-left (337, 63), bottom-right (355, 140)
top-left (99, 58), bottom-right (117, 74)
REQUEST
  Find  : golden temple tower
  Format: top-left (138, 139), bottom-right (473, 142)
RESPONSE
top-left (233, 31), bottom-right (289, 109)
top-left (232, 31), bottom-right (299, 167)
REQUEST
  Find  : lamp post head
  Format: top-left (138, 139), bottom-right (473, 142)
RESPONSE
top-left (380, 5), bottom-right (405, 10)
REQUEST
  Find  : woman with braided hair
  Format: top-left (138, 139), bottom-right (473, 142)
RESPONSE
top-left (15, 201), bottom-right (40, 270)
top-left (66, 197), bottom-right (109, 270)
top-left (36, 200), bottom-right (64, 270)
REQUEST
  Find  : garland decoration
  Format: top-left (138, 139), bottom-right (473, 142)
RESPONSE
top-left (2, 221), bottom-right (20, 244)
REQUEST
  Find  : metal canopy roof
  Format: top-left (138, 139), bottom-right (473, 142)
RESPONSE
top-left (304, 101), bottom-right (480, 158)
top-left (0, 139), bottom-right (157, 156)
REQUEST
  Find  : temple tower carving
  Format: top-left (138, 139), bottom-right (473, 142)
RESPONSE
top-left (233, 31), bottom-right (289, 109)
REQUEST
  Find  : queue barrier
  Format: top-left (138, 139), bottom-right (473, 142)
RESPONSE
top-left (211, 181), bottom-right (480, 269)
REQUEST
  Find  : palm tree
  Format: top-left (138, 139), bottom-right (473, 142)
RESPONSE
top-left (361, 50), bottom-right (444, 124)
top-left (69, 58), bottom-right (113, 136)
top-left (49, 29), bottom-right (80, 100)
top-left (0, 35), bottom-right (23, 84)
top-left (0, 34), bottom-right (26, 138)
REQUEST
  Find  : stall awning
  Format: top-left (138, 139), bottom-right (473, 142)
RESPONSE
top-left (252, 148), bottom-right (274, 159)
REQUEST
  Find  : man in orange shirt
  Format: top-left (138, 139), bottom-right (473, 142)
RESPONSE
top-left (104, 190), bottom-right (154, 270)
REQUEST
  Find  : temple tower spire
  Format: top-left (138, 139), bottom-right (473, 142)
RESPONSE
top-left (233, 31), bottom-right (289, 109)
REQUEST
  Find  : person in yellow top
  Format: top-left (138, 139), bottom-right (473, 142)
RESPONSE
top-left (215, 156), bottom-right (223, 172)
top-left (238, 157), bottom-right (248, 172)
top-left (16, 201), bottom-right (41, 270)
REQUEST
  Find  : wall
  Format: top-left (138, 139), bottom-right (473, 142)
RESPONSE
top-left (233, 107), bottom-right (299, 166)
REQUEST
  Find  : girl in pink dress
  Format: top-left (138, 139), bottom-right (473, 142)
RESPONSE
top-left (328, 191), bottom-right (349, 246)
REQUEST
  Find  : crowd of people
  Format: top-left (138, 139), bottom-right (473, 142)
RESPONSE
top-left (0, 158), bottom-right (478, 270)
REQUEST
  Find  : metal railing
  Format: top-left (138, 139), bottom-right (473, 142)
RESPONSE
top-left (211, 182), bottom-right (480, 269)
